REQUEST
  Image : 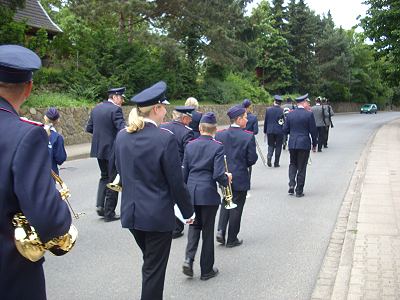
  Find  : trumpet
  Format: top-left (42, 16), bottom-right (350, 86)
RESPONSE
top-left (13, 171), bottom-right (79, 262)
top-left (107, 174), bottom-right (122, 192)
top-left (220, 155), bottom-right (237, 210)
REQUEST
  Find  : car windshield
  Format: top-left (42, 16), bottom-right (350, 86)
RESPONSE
top-left (363, 105), bottom-right (371, 108)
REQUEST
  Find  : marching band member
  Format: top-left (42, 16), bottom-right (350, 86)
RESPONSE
top-left (185, 97), bottom-right (203, 139)
top-left (283, 94), bottom-right (317, 197)
top-left (182, 112), bottom-right (232, 280)
top-left (160, 105), bottom-right (195, 238)
top-left (215, 105), bottom-right (258, 248)
top-left (114, 81), bottom-right (194, 300)
top-left (263, 95), bottom-right (285, 167)
top-left (86, 87), bottom-right (126, 221)
top-left (0, 44), bottom-right (72, 300)
top-left (243, 98), bottom-right (259, 135)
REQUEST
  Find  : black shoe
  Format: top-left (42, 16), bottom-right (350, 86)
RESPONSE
top-left (182, 259), bottom-right (193, 277)
top-left (324, 145), bottom-right (328, 148)
top-left (274, 163), bottom-right (280, 167)
top-left (96, 207), bottom-right (104, 217)
top-left (226, 239), bottom-right (243, 248)
top-left (283, 145), bottom-right (286, 150)
top-left (216, 231), bottom-right (225, 245)
top-left (267, 158), bottom-right (272, 167)
top-left (317, 149), bottom-right (322, 152)
top-left (288, 187), bottom-right (294, 195)
top-left (295, 193), bottom-right (304, 198)
top-left (172, 231), bottom-right (184, 239)
top-left (200, 267), bottom-right (219, 281)
top-left (104, 214), bottom-right (120, 222)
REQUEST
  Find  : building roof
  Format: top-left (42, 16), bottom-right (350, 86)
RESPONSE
top-left (1, 0), bottom-right (62, 34)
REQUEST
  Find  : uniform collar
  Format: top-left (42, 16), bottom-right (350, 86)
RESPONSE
top-left (0, 96), bottom-right (19, 116)
top-left (144, 118), bottom-right (158, 127)
top-left (199, 134), bottom-right (213, 140)
top-left (230, 124), bottom-right (241, 128)
top-left (297, 105), bottom-right (305, 109)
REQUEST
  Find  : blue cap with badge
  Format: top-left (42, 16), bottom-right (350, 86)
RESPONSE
top-left (131, 81), bottom-right (170, 107)
top-left (242, 99), bottom-right (252, 108)
top-left (227, 105), bottom-right (246, 119)
top-left (200, 112), bottom-right (217, 124)
top-left (295, 93), bottom-right (309, 102)
top-left (45, 107), bottom-right (60, 121)
top-left (175, 106), bottom-right (195, 117)
top-left (108, 87), bottom-right (126, 97)
top-left (274, 95), bottom-right (283, 102)
top-left (0, 44), bottom-right (41, 83)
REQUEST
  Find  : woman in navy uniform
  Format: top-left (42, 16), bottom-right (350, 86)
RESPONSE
top-left (243, 98), bottom-right (259, 134)
top-left (215, 105), bottom-right (258, 247)
top-left (114, 81), bottom-right (194, 300)
top-left (263, 95), bottom-right (285, 167)
top-left (283, 94), bottom-right (317, 197)
top-left (0, 45), bottom-right (72, 300)
top-left (181, 112), bottom-right (232, 280)
top-left (43, 107), bottom-right (67, 175)
top-left (160, 105), bottom-right (195, 238)
top-left (86, 87), bottom-right (125, 221)
top-left (185, 97), bottom-right (203, 139)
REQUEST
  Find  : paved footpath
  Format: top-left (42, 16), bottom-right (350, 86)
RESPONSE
top-left (312, 118), bottom-right (400, 299)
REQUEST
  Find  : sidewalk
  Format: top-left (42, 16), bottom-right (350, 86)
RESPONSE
top-left (312, 119), bottom-right (400, 299)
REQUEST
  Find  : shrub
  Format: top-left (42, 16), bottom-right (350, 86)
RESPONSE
top-left (23, 92), bottom-right (93, 108)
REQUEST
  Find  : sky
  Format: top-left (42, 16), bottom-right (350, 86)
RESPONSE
top-left (246, 0), bottom-right (369, 30)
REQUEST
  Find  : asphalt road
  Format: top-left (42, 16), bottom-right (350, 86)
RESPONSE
top-left (45, 112), bottom-right (400, 300)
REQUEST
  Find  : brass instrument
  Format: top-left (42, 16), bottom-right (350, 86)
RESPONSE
top-left (221, 155), bottom-right (237, 209)
top-left (106, 174), bottom-right (122, 192)
top-left (255, 139), bottom-right (267, 166)
top-left (13, 171), bottom-right (79, 262)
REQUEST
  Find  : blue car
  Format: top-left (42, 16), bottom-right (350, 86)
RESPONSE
top-left (360, 104), bottom-right (378, 114)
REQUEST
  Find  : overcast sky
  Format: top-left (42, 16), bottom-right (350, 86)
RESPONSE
top-left (246, 0), bottom-right (369, 30)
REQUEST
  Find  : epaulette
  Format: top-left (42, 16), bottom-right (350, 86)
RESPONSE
top-left (20, 117), bottom-right (44, 127)
top-left (160, 127), bottom-right (174, 135)
top-left (243, 129), bottom-right (253, 134)
top-left (212, 139), bottom-right (223, 145)
top-left (185, 125), bottom-right (193, 131)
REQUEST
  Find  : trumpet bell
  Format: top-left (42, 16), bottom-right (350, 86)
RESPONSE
top-left (107, 174), bottom-right (122, 192)
top-left (224, 201), bottom-right (237, 210)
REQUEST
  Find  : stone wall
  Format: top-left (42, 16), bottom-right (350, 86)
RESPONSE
top-left (19, 102), bottom-right (398, 145)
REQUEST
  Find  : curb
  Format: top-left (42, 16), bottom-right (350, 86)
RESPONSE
top-left (311, 124), bottom-right (379, 299)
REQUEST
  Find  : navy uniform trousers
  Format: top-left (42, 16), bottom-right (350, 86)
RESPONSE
top-left (288, 149), bottom-right (310, 194)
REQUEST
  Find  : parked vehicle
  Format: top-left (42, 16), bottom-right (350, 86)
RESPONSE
top-left (360, 104), bottom-right (378, 114)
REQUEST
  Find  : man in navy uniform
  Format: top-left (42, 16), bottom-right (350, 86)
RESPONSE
top-left (160, 105), bottom-right (195, 238)
top-left (283, 94), bottom-right (317, 197)
top-left (243, 98), bottom-right (259, 134)
top-left (86, 87), bottom-right (126, 221)
top-left (0, 45), bottom-right (72, 300)
top-left (185, 97), bottom-right (203, 139)
top-left (182, 112), bottom-right (232, 280)
top-left (263, 95), bottom-right (285, 167)
top-left (114, 81), bottom-right (194, 300)
top-left (215, 105), bottom-right (258, 247)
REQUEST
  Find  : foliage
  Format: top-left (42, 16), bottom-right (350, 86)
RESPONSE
top-left (23, 92), bottom-right (93, 108)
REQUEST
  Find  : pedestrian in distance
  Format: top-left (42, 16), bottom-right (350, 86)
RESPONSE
top-left (215, 105), bottom-right (258, 248)
top-left (114, 81), bottom-right (194, 300)
top-left (243, 98), bottom-right (259, 135)
top-left (43, 107), bottom-right (67, 175)
top-left (86, 87), bottom-right (126, 221)
top-left (160, 105), bottom-right (195, 238)
top-left (263, 95), bottom-right (285, 167)
top-left (182, 112), bottom-right (232, 280)
top-left (322, 97), bottom-right (334, 148)
top-left (0, 44), bottom-right (72, 300)
top-left (283, 94), bottom-right (317, 197)
top-left (311, 97), bottom-right (330, 152)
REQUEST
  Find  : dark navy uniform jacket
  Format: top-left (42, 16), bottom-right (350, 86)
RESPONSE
top-left (47, 127), bottom-right (67, 175)
top-left (215, 127), bottom-right (258, 191)
top-left (283, 107), bottom-right (318, 150)
top-left (114, 122), bottom-right (194, 232)
top-left (183, 135), bottom-right (228, 206)
top-left (263, 105), bottom-right (284, 135)
top-left (160, 120), bottom-right (194, 162)
top-left (245, 112), bottom-right (259, 134)
top-left (86, 101), bottom-right (125, 160)
top-left (0, 97), bottom-right (72, 300)
top-left (189, 110), bottom-right (202, 139)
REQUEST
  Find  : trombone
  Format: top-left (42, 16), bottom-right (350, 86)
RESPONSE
top-left (220, 155), bottom-right (237, 209)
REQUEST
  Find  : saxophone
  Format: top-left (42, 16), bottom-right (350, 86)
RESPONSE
top-left (13, 171), bottom-right (79, 262)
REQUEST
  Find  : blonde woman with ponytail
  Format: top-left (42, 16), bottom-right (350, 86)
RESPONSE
top-left (113, 81), bottom-right (194, 300)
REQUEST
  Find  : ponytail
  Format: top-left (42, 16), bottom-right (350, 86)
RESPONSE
top-left (126, 106), bottom-right (153, 133)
